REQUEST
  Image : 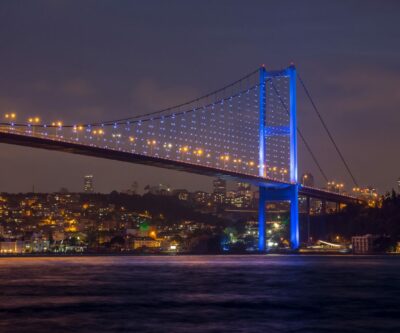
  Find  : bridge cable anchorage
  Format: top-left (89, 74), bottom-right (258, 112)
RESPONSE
top-left (268, 79), bottom-right (330, 183)
top-left (297, 73), bottom-right (359, 188)
top-left (91, 68), bottom-right (260, 127)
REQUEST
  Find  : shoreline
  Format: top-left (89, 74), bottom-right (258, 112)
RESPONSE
top-left (1, 252), bottom-right (399, 258)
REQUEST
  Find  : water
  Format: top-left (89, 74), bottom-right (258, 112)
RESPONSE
top-left (0, 255), bottom-right (399, 333)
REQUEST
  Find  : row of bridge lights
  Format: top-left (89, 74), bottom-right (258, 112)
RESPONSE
top-left (3, 114), bottom-right (65, 136)
top-left (145, 141), bottom-right (286, 172)
top-left (2, 115), bottom-right (245, 163)
top-left (328, 181), bottom-right (345, 190)
top-left (2, 114), bottom-right (121, 140)
top-left (4, 113), bottom-right (16, 120)
top-left (2, 113), bottom-right (289, 176)
top-left (3, 113), bottom-right (63, 126)
top-left (144, 140), bottom-right (261, 167)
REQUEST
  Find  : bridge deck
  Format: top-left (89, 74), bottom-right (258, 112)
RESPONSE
top-left (0, 131), bottom-right (362, 204)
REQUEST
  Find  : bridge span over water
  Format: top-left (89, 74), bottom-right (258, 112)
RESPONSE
top-left (0, 65), bottom-right (364, 250)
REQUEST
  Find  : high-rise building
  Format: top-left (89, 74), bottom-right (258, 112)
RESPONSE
top-left (237, 182), bottom-right (251, 192)
top-left (301, 173), bottom-right (314, 187)
top-left (236, 182), bottom-right (253, 208)
top-left (397, 178), bottom-right (400, 193)
top-left (83, 175), bottom-right (94, 193)
top-left (213, 178), bottom-right (227, 204)
top-left (193, 191), bottom-right (210, 205)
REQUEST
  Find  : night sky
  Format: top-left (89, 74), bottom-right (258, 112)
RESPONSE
top-left (0, 1), bottom-right (399, 194)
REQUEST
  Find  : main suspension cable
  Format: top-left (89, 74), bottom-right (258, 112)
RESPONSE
top-left (297, 73), bottom-right (359, 187)
top-left (0, 85), bottom-right (259, 128)
top-left (93, 67), bottom-right (260, 126)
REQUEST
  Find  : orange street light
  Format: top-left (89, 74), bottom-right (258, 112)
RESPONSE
top-left (4, 113), bottom-right (16, 120)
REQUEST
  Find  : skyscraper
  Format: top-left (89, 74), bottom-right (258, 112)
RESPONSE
top-left (236, 182), bottom-right (253, 208)
top-left (84, 175), bottom-right (94, 193)
top-left (213, 178), bottom-right (227, 204)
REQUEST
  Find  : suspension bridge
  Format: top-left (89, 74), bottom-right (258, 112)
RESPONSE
top-left (0, 64), bottom-right (363, 251)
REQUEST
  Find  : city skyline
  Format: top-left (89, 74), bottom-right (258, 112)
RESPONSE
top-left (1, 1), bottom-right (399, 194)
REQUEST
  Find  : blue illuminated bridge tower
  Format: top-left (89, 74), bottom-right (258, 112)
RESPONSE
top-left (258, 65), bottom-right (298, 251)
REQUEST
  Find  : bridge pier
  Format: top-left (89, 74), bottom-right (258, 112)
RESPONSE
top-left (258, 186), bottom-right (267, 252)
top-left (289, 185), bottom-right (300, 250)
top-left (258, 184), bottom-right (299, 252)
top-left (306, 196), bottom-right (311, 245)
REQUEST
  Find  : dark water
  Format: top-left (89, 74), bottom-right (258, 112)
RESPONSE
top-left (1, 255), bottom-right (400, 333)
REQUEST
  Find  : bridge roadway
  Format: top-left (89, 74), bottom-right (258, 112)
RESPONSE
top-left (0, 130), bottom-right (362, 205)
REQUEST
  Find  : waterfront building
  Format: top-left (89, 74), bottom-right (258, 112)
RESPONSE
top-left (352, 234), bottom-right (379, 254)
top-left (132, 237), bottom-right (161, 250)
top-left (0, 241), bottom-right (24, 254)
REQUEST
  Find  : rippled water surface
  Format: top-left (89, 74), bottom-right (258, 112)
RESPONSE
top-left (1, 255), bottom-right (400, 332)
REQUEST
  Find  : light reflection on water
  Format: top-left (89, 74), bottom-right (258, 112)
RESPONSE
top-left (1, 255), bottom-right (399, 332)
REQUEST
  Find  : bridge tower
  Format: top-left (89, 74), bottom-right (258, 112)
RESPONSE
top-left (258, 65), bottom-right (299, 252)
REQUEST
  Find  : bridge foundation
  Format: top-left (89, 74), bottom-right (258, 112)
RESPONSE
top-left (258, 184), bottom-right (299, 252)
top-left (258, 186), bottom-right (267, 251)
top-left (306, 196), bottom-right (311, 244)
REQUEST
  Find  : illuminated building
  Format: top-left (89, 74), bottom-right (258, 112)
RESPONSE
top-left (244, 220), bottom-right (259, 236)
top-left (213, 178), bottom-right (226, 204)
top-left (193, 191), bottom-right (210, 205)
top-left (0, 241), bottom-right (24, 254)
top-left (83, 175), bottom-right (94, 193)
top-left (236, 182), bottom-right (253, 208)
top-left (132, 237), bottom-right (161, 250)
top-left (352, 234), bottom-right (379, 254)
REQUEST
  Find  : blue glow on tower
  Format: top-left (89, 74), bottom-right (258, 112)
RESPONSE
top-left (288, 65), bottom-right (299, 249)
top-left (258, 67), bottom-right (267, 252)
top-left (288, 65), bottom-right (298, 184)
